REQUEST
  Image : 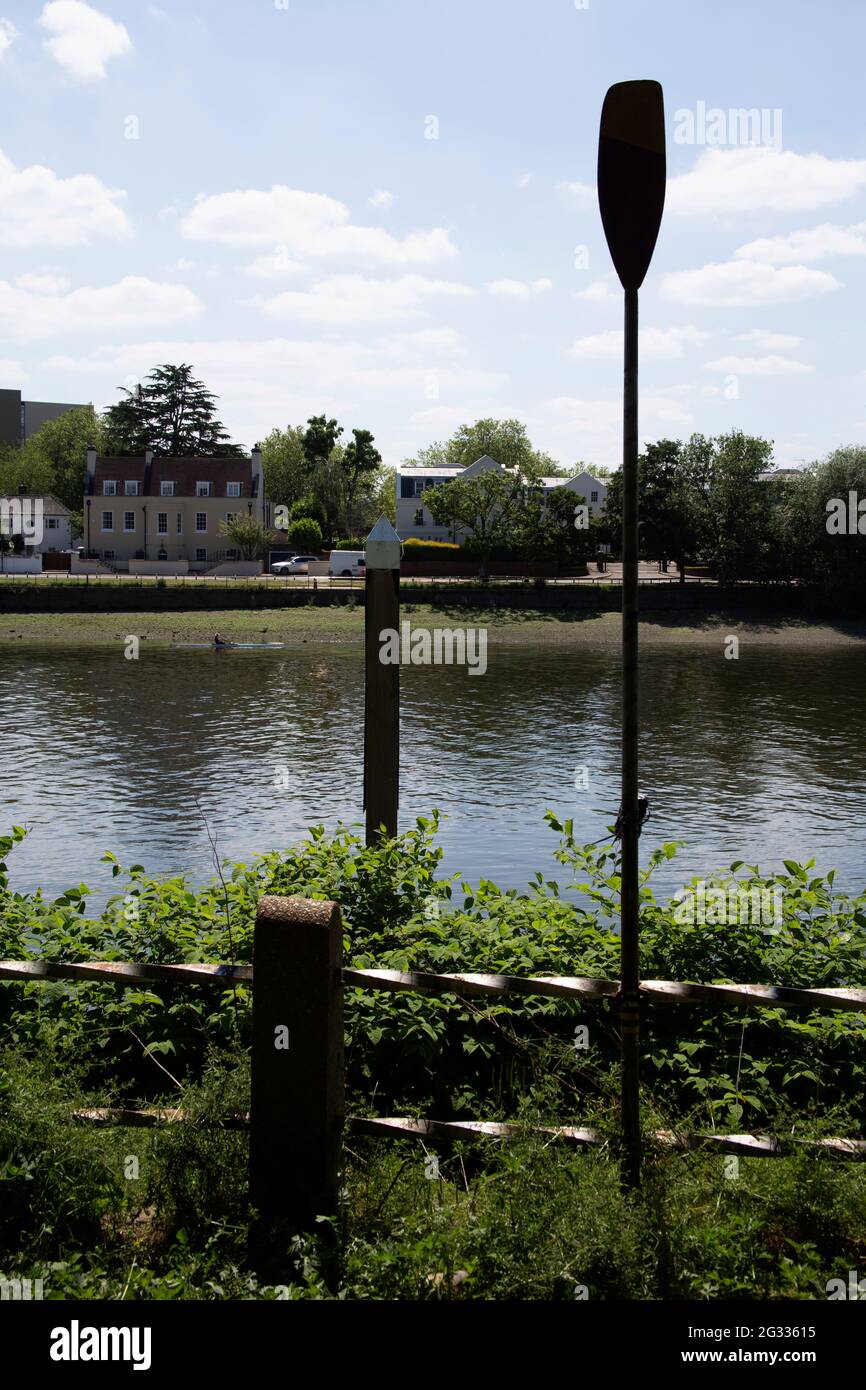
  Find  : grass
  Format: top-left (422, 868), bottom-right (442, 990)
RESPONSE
top-left (2, 606), bottom-right (865, 647)
top-left (2, 1049), bottom-right (864, 1301)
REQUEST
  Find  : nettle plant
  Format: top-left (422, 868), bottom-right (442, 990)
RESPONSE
top-left (0, 816), bottom-right (864, 1129)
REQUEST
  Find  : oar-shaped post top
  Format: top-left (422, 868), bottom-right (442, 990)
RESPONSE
top-left (598, 79), bottom-right (666, 291)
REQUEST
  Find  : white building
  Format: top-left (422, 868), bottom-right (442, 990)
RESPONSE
top-left (0, 493), bottom-right (75, 554)
top-left (395, 455), bottom-right (608, 542)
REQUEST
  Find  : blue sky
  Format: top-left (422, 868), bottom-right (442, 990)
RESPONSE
top-left (1, 0), bottom-right (865, 469)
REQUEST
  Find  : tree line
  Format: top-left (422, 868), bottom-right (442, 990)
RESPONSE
top-left (0, 364), bottom-right (392, 553)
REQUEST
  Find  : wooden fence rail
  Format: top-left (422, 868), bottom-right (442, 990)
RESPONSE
top-left (3, 894), bottom-right (866, 1251)
top-left (4, 956), bottom-right (865, 1015)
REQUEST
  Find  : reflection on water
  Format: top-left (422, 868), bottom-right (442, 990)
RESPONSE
top-left (1, 641), bottom-right (864, 906)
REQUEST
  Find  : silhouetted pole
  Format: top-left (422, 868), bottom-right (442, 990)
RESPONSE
top-left (364, 516), bottom-right (401, 843)
top-left (598, 80), bottom-right (666, 1189)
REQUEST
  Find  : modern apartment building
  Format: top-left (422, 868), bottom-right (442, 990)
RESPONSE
top-left (395, 454), bottom-right (609, 542)
top-left (0, 388), bottom-right (86, 448)
top-left (83, 446), bottom-right (266, 569)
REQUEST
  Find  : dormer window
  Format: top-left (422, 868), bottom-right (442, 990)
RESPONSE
top-left (226, 482), bottom-right (241, 497)
top-left (160, 481), bottom-right (176, 497)
top-left (124, 480), bottom-right (139, 496)
top-left (196, 481), bottom-right (212, 497)
top-left (102, 480), bottom-right (117, 496)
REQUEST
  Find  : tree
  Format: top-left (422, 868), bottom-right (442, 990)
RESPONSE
top-left (341, 428), bottom-right (382, 539)
top-left (290, 495), bottom-right (327, 530)
top-left (0, 405), bottom-right (103, 512)
top-left (303, 415), bottom-right (343, 472)
top-left (404, 418), bottom-right (560, 477)
top-left (535, 486), bottom-right (599, 566)
top-left (220, 515), bottom-right (276, 560)
top-left (425, 462), bottom-right (545, 567)
top-left (261, 426), bottom-right (310, 515)
top-left (0, 442), bottom-right (55, 501)
top-left (681, 430), bottom-right (774, 585)
top-left (287, 516), bottom-right (323, 553)
top-left (102, 364), bottom-right (244, 457)
top-left (782, 448), bottom-right (866, 598)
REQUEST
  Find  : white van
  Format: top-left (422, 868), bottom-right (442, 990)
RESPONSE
top-left (328, 549), bottom-right (366, 578)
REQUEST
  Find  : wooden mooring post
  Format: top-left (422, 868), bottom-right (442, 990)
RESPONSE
top-left (248, 895), bottom-right (344, 1266)
top-left (364, 516), bottom-right (402, 843)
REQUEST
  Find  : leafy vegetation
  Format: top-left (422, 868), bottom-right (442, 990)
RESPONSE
top-left (1, 817), bottom-right (864, 1300)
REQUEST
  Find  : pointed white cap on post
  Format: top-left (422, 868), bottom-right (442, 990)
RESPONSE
top-left (365, 515), bottom-right (402, 570)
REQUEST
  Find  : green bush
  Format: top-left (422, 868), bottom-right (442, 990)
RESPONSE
top-left (287, 517), bottom-right (322, 553)
top-left (2, 818), bottom-right (865, 1299)
top-left (401, 539), bottom-right (463, 561)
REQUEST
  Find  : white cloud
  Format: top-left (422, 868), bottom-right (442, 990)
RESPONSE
top-left (0, 356), bottom-right (25, 378)
top-left (0, 147), bottom-right (131, 247)
top-left (39, 1), bottom-right (132, 81)
top-left (736, 328), bottom-right (803, 350)
top-left (181, 185), bottom-right (458, 266)
top-left (0, 276), bottom-right (201, 340)
top-left (517, 173), bottom-right (532, 189)
top-left (703, 354), bottom-right (813, 377)
top-left (243, 250), bottom-right (307, 278)
top-left (733, 222), bottom-right (866, 264)
top-left (668, 148), bottom-right (866, 216)
top-left (660, 259), bottom-right (840, 307)
top-left (556, 180), bottom-right (594, 199)
top-left (43, 333), bottom-right (502, 447)
top-left (486, 277), bottom-right (552, 299)
top-left (367, 189), bottom-right (394, 209)
top-left (15, 269), bottom-right (72, 294)
top-left (574, 278), bottom-right (616, 302)
top-left (0, 17), bottom-right (18, 58)
top-left (533, 393), bottom-right (692, 467)
top-left (569, 325), bottom-right (709, 360)
top-left (256, 273), bottom-right (476, 325)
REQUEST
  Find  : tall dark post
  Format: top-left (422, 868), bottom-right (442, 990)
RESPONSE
top-left (597, 80), bottom-right (666, 1189)
top-left (620, 284), bottom-right (641, 1187)
top-left (364, 516), bottom-right (401, 843)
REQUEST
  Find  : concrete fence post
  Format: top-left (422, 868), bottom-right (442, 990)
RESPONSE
top-left (249, 895), bottom-right (344, 1259)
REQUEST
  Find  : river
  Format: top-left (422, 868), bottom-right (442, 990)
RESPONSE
top-left (1, 640), bottom-right (864, 907)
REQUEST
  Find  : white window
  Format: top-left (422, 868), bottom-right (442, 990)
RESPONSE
top-left (157, 512), bottom-right (168, 534)
top-left (123, 511), bottom-right (136, 532)
top-left (101, 510), bottom-right (113, 531)
top-left (195, 512), bottom-right (207, 532)
top-left (225, 511), bottom-right (239, 524)
top-left (161, 481), bottom-right (176, 497)
top-left (195, 547), bottom-right (207, 563)
top-left (414, 478), bottom-right (426, 497)
top-left (103, 480), bottom-right (117, 496)
top-left (196, 481), bottom-right (212, 497)
top-left (591, 490), bottom-right (598, 503)
top-left (176, 512), bottom-right (183, 534)
top-left (124, 480), bottom-right (139, 496)
top-left (46, 517), bottom-right (59, 530)
top-left (226, 482), bottom-right (241, 497)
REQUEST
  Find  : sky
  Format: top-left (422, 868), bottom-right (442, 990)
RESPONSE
top-left (0, 0), bottom-right (865, 471)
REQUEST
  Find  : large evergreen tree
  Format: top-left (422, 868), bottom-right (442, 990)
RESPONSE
top-left (102, 364), bottom-right (245, 457)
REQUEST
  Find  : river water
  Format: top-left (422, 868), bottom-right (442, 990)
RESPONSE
top-left (1, 640), bottom-right (864, 907)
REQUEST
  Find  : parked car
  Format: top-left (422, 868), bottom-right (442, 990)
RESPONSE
top-left (272, 554), bottom-right (319, 575)
top-left (328, 549), bottom-right (366, 577)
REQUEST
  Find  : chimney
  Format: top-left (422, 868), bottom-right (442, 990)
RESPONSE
top-left (86, 443), bottom-right (97, 476)
top-left (144, 449), bottom-right (153, 465)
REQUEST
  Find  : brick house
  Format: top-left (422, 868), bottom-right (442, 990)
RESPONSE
top-left (83, 446), bottom-right (266, 570)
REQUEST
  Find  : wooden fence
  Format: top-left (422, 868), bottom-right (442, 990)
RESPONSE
top-left (3, 894), bottom-right (866, 1247)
